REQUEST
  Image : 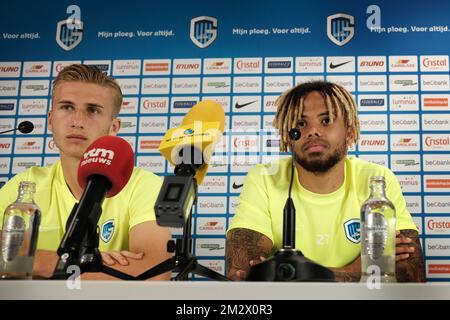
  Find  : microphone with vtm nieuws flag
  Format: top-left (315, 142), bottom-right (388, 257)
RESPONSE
top-left (136, 100), bottom-right (229, 281)
top-left (52, 135), bottom-right (137, 280)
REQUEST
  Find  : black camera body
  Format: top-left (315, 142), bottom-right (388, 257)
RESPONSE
top-left (155, 175), bottom-right (196, 228)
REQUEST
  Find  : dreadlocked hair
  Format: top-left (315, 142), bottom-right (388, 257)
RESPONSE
top-left (272, 81), bottom-right (360, 152)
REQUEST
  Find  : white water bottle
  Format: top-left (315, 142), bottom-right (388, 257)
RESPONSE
top-left (360, 176), bottom-right (396, 283)
top-left (0, 181), bottom-right (41, 279)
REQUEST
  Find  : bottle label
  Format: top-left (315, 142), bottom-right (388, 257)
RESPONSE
top-left (1, 216), bottom-right (26, 262)
top-left (364, 212), bottom-right (387, 260)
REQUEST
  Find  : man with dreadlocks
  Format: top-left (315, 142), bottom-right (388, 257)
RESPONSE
top-left (226, 81), bottom-right (424, 282)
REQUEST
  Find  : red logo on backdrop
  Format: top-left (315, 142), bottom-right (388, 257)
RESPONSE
top-left (0, 143), bottom-right (11, 149)
top-left (426, 179), bottom-right (450, 189)
top-left (429, 264), bottom-right (450, 274)
top-left (423, 58), bottom-right (447, 68)
top-left (0, 66), bottom-right (19, 72)
top-left (55, 64), bottom-right (66, 73)
top-left (425, 137), bottom-right (450, 147)
top-left (233, 137), bottom-right (258, 148)
top-left (266, 100), bottom-right (276, 107)
top-left (145, 63), bottom-right (169, 72)
top-left (360, 139), bottom-right (385, 146)
top-left (236, 60), bottom-right (260, 70)
top-left (360, 61), bottom-right (384, 67)
top-left (205, 222), bottom-right (219, 227)
top-left (48, 139), bottom-right (56, 150)
top-left (427, 219), bottom-right (450, 231)
top-left (397, 59), bottom-right (410, 65)
top-left (175, 63), bottom-right (200, 70)
top-left (423, 98), bottom-right (448, 107)
top-left (140, 140), bottom-right (160, 150)
top-left (143, 99), bottom-right (166, 110)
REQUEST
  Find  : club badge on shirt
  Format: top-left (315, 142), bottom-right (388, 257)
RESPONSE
top-left (344, 218), bottom-right (360, 244)
top-left (101, 219), bottom-right (115, 243)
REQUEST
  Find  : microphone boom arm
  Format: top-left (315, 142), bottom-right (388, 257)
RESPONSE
top-left (52, 176), bottom-right (109, 279)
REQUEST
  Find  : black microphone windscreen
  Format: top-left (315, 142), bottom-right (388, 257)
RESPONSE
top-left (18, 121), bottom-right (34, 134)
top-left (288, 128), bottom-right (301, 141)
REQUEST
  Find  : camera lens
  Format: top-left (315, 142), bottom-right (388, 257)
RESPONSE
top-left (277, 263), bottom-right (296, 280)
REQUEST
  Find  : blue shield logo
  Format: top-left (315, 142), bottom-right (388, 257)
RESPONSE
top-left (344, 219), bottom-right (360, 243)
top-left (190, 16), bottom-right (218, 48)
top-left (56, 19), bottom-right (84, 51)
top-left (101, 219), bottom-right (115, 243)
top-left (327, 13), bottom-right (355, 46)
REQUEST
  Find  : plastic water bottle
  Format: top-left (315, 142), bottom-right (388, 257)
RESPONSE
top-left (360, 176), bottom-right (396, 283)
top-left (0, 181), bottom-right (41, 279)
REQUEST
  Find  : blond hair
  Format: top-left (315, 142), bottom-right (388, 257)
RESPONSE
top-left (52, 64), bottom-right (122, 116)
top-left (273, 81), bottom-right (360, 152)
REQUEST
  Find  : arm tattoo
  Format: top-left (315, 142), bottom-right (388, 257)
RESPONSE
top-left (334, 271), bottom-right (361, 283)
top-left (331, 256), bottom-right (362, 283)
top-left (396, 229), bottom-right (426, 282)
top-left (226, 228), bottom-right (272, 276)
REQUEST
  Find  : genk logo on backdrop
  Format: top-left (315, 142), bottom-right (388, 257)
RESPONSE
top-left (190, 16), bottom-right (218, 48)
top-left (327, 13), bottom-right (355, 46)
top-left (56, 5), bottom-right (84, 51)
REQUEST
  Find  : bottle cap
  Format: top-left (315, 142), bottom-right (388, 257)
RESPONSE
top-left (370, 176), bottom-right (386, 183)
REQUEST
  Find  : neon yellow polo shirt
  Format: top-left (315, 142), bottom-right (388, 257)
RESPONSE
top-left (0, 160), bottom-right (162, 252)
top-left (228, 157), bottom-right (417, 268)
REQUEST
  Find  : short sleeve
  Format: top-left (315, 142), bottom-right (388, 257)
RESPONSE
top-left (385, 169), bottom-right (418, 232)
top-left (227, 165), bottom-right (274, 242)
top-left (128, 169), bottom-right (163, 230)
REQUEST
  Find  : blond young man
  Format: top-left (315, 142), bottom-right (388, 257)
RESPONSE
top-left (226, 81), bottom-right (425, 282)
top-left (0, 64), bottom-right (171, 280)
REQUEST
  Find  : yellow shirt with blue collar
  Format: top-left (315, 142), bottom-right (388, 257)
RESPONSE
top-left (228, 156), bottom-right (417, 268)
top-left (0, 160), bottom-right (162, 252)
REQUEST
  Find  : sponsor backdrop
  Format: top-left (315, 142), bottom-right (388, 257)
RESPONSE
top-left (0, 0), bottom-right (449, 281)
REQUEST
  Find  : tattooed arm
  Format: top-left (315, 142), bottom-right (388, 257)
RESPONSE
top-left (226, 228), bottom-right (362, 282)
top-left (329, 229), bottom-right (425, 283)
top-left (329, 256), bottom-right (361, 282)
top-left (226, 228), bottom-right (273, 281)
top-left (396, 229), bottom-right (425, 282)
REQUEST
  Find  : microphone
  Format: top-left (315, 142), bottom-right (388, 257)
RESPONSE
top-left (0, 121), bottom-right (34, 135)
top-left (53, 136), bottom-right (134, 278)
top-left (77, 135), bottom-right (134, 197)
top-left (159, 100), bottom-right (225, 184)
top-left (246, 127), bottom-right (335, 281)
top-left (283, 128), bottom-right (301, 248)
top-left (155, 100), bottom-right (225, 227)
top-left (131, 100), bottom-right (230, 282)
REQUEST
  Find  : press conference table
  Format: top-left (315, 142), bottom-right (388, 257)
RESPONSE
top-left (1, 281), bottom-right (449, 300)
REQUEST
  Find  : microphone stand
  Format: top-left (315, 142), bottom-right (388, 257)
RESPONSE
top-left (51, 165), bottom-right (229, 281)
top-left (246, 130), bottom-right (335, 281)
top-left (51, 176), bottom-right (136, 280)
top-left (134, 204), bottom-right (229, 281)
top-left (135, 164), bottom-right (229, 281)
